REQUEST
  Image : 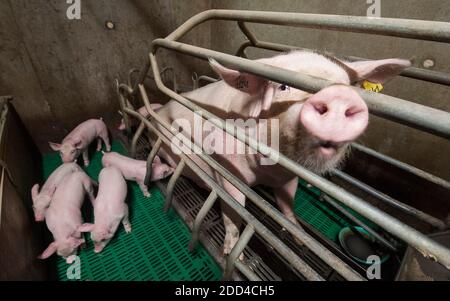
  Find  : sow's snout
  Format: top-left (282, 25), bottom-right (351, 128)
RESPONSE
top-left (300, 85), bottom-right (369, 157)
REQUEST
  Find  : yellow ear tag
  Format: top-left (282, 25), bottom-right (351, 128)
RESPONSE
top-left (362, 80), bottom-right (383, 93)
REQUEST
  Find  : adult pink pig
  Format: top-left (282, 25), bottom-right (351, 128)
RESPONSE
top-left (150, 50), bottom-right (410, 255)
top-left (31, 162), bottom-right (83, 222)
top-left (38, 171), bottom-right (96, 263)
top-left (78, 166), bottom-right (131, 253)
top-left (102, 152), bottom-right (174, 197)
top-left (118, 104), bottom-right (163, 131)
top-left (49, 118), bottom-right (111, 166)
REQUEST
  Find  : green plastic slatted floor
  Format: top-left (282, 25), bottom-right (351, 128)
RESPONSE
top-left (294, 179), bottom-right (379, 243)
top-left (42, 140), bottom-right (377, 281)
top-left (42, 141), bottom-right (221, 281)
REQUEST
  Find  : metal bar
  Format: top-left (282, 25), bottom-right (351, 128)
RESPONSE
top-left (192, 73), bottom-right (218, 89)
top-left (137, 83), bottom-right (364, 280)
top-left (144, 138), bottom-right (162, 186)
top-left (152, 39), bottom-right (450, 140)
top-left (189, 190), bottom-right (218, 252)
top-left (332, 169), bottom-right (447, 230)
top-left (235, 36), bottom-right (450, 86)
top-left (130, 122), bottom-right (146, 158)
top-left (116, 80), bottom-right (132, 136)
top-left (164, 159), bottom-right (186, 212)
top-left (166, 10), bottom-right (450, 43)
top-left (238, 21), bottom-right (258, 45)
top-left (198, 75), bottom-right (218, 84)
top-left (319, 194), bottom-right (398, 252)
top-left (147, 52), bottom-right (450, 269)
top-left (352, 143), bottom-right (450, 191)
top-left (235, 42), bottom-right (250, 58)
top-left (223, 225), bottom-right (255, 280)
top-left (128, 66), bottom-right (175, 88)
top-left (124, 107), bottom-right (325, 281)
top-left (235, 261), bottom-right (262, 281)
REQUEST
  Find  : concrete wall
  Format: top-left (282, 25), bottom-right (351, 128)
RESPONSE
top-left (0, 0), bottom-right (211, 153)
top-left (210, 0), bottom-right (450, 181)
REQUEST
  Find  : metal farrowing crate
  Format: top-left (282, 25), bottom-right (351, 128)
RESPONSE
top-left (116, 10), bottom-right (450, 281)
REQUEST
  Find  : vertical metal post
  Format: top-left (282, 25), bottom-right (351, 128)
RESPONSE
top-left (116, 80), bottom-right (132, 137)
top-left (164, 159), bottom-right (186, 212)
top-left (188, 190), bottom-right (218, 251)
top-left (130, 122), bottom-right (146, 158)
top-left (144, 138), bottom-right (163, 186)
top-left (222, 225), bottom-right (255, 281)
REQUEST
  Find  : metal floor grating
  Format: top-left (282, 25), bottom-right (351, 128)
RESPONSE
top-left (42, 141), bottom-right (222, 281)
top-left (43, 139), bottom-right (376, 281)
top-left (165, 178), bottom-right (282, 281)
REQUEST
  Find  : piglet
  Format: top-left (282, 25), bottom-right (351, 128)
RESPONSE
top-left (102, 151), bottom-right (174, 197)
top-left (49, 118), bottom-right (111, 166)
top-left (38, 171), bottom-right (96, 263)
top-left (118, 104), bottom-right (163, 130)
top-left (78, 166), bottom-right (131, 253)
top-left (31, 162), bottom-right (83, 222)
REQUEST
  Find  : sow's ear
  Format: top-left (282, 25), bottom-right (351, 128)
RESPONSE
top-left (347, 58), bottom-right (411, 83)
top-left (209, 58), bottom-right (275, 118)
top-left (208, 58), bottom-right (267, 94)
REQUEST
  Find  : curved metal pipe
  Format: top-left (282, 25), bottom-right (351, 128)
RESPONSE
top-left (152, 39), bottom-right (450, 140)
top-left (147, 51), bottom-right (450, 269)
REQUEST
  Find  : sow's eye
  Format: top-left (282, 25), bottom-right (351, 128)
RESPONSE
top-left (279, 84), bottom-right (290, 91)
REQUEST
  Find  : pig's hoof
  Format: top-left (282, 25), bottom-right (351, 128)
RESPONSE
top-left (84, 161), bottom-right (90, 166)
top-left (124, 224), bottom-right (132, 233)
top-left (223, 248), bottom-right (245, 261)
top-left (143, 192), bottom-right (151, 197)
top-left (66, 255), bottom-right (77, 264)
top-left (223, 246), bottom-right (232, 257)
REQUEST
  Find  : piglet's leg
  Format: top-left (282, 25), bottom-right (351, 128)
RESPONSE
top-left (122, 205), bottom-right (132, 233)
top-left (100, 133), bottom-right (111, 152)
top-left (137, 181), bottom-right (151, 197)
top-left (96, 138), bottom-right (102, 151)
top-left (82, 150), bottom-right (90, 166)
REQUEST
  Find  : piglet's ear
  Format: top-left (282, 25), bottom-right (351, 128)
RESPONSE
top-left (209, 58), bottom-right (267, 95)
top-left (73, 139), bottom-right (83, 149)
top-left (78, 223), bottom-right (95, 233)
top-left (31, 184), bottom-right (40, 203)
top-left (37, 242), bottom-right (58, 260)
top-left (347, 58), bottom-right (411, 83)
top-left (49, 142), bottom-right (61, 151)
top-left (69, 237), bottom-right (85, 248)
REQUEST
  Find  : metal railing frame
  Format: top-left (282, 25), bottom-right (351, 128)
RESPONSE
top-left (117, 10), bottom-right (450, 279)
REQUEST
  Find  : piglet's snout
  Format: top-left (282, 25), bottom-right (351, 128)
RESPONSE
top-left (300, 85), bottom-right (369, 150)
